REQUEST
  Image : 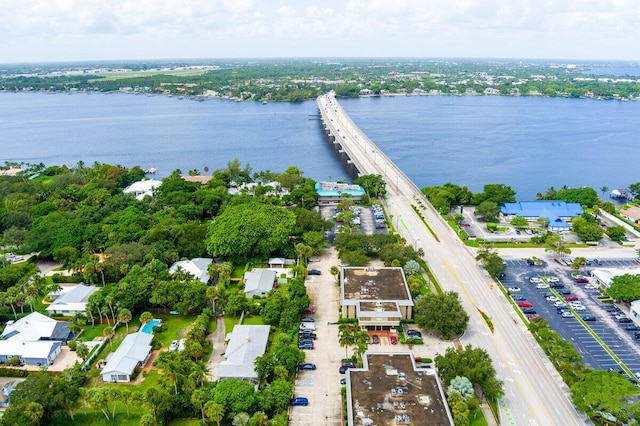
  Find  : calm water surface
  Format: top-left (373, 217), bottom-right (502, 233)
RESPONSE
top-left (1, 92), bottom-right (639, 199)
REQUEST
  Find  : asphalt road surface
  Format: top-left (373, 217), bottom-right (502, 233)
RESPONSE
top-left (318, 93), bottom-right (589, 425)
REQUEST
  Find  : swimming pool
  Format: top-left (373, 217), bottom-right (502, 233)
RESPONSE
top-left (141, 319), bottom-right (161, 334)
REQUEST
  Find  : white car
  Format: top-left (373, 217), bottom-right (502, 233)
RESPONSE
top-left (545, 296), bottom-right (559, 302)
top-left (507, 287), bottom-right (521, 293)
top-left (572, 305), bottom-right (586, 311)
top-left (169, 340), bottom-right (179, 351)
top-left (562, 312), bottom-right (575, 318)
top-left (536, 283), bottom-right (550, 289)
top-left (177, 338), bottom-right (186, 352)
top-left (300, 322), bottom-right (316, 331)
top-left (585, 283), bottom-right (599, 290)
top-left (547, 277), bottom-right (559, 283)
top-left (529, 277), bottom-right (542, 284)
top-left (554, 301), bottom-right (567, 307)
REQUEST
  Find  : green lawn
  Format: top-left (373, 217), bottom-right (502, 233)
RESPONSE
top-left (224, 315), bottom-right (265, 332)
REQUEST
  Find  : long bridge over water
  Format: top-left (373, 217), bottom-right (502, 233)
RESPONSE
top-left (317, 91), bottom-right (588, 425)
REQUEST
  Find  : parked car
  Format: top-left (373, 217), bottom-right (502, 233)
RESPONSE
top-left (562, 312), bottom-right (575, 318)
top-left (606, 305), bottom-right (620, 313)
top-left (290, 397), bottom-right (309, 406)
top-left (342, 361), bottom-right (357, 368)
top-left (390, 335), bottom-right (398, 345)
top-left (169, 340), bottom-right (179, 351)
top-left (575, 277), bottom-right (589, 283)
top-left (550, 283), bottom-right (565, 289)
top-left (536, 283), bottom-right (550, 289)
top-left (545, 296), bottom-right (559, 302)
top-left (557, 289), bottom-right (571, 295)
top-left (299, 322), bottom-right (316, 331)
top-left (372, 335), bottom-right (380, 344)
top-left (529, 277), bottom-right (542, 284)
top-left (585, 283), bottom-right (599, 290)
top-left (339, 365), bottom-right (351, 374)
top-left (300, 316), bottom-right (315, 323)
top-left (625, 325), bottom-right (640, 332)
top-left (507, 287), bottom-right (521, 293)
top-left (619, 317), bottom-right (633, 324)
top-left (308, 269), bottom-right (322, 275)
top-left (572, 304), bottom-right (586, 311)
top-left (547, 277), bottom-right (560, 283)
top-left (303, 307), bottom-right (316, 314)
top-left (564, 295), bottom-right (579, 301)
top-left (512, 295), bottom-right (527, 301)
top-left (527, 314), bottom-right (542, 320)
top-left (517, 301), bottom-right (533, 308)
top-left (554, 301), bottom-right (567, 307)
top-left (340, 378), bottom-right (347, 385)
top-left (177, 338), bottom-right (186, 352)
top-left (406, 329), bottom-right (422, 338)
top-left (299, 332), bottom-right (317, 340)
top-left (522, 308), bottom-right (537, 315)
top-left (298, 341), bottom-right (314, 350)
top-left (297, 363), bottom-right (317, 370)
top-left (581, 315), bottom-right (596, 321)
top-left (309, 257), bottom-right (320, 262)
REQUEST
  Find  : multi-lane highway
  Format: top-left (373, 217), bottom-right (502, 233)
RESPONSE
top-left (318, 92), bottom-right (589, 425)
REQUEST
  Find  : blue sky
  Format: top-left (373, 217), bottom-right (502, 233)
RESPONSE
top-left (2, 0), bottom-right (639, 63)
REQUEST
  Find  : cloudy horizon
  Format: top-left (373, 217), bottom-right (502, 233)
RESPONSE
top-left (2, 0), bottom-right (639, 64)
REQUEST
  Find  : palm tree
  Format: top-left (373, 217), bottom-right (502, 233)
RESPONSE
top-left (118, 308), bottom-right (132, 333)
top-left (250, 411), bottom-right (269, 426)
top-left (219, 262), bottom-right (233, 285)
top-left (140, 311), bottom-right (154, 328)
top-left (338, 323), bottom-right (356, 359)
top-left (76, 341), bottom-right (89, 363)
top-left (23, 401), bottom-right (44, 426)
top-left (102, 326), bottom-right (115, 349)
top-left (191, 388), bottom-right (208, 423)
top-left (353, 328), bottom-right (369, 361)
top-left (206, 285), bottom-right (219, 313)
top-left (600, 186), bottom-right (609, 198)
top-left (232, 412), bottom-right (250, 426)
top-left (204, 401), bottom-right (225, 426)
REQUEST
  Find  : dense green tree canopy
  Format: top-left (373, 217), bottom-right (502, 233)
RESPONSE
top-left (607, 274), bottom-right (640, 303)
top-left (570, 370), bottom-right (640, 423)
top-left (474, 201), bottom-right (500, 222)
top-left (572, 215), bottom-right (604, 242)
top-left (205, 202), bottom-right (296, 261)
top-left (354, 174), bottom-right (387, 198)
top-left (435, 345), bottom-right (503, 400)
top-left (415, 291), bottom-right (469, 340)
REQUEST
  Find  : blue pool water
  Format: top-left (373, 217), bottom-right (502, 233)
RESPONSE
top-left (141, 319), bottom-right (161, 334)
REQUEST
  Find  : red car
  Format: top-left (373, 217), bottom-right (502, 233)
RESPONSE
top-left (390, 335), bottom-right (398, 345)
top-left (575, 277), bottom-right (589, 283)
top-left (527, 314), bottom-right (542, 321)
top-left (517, 301), bottom-right (533, 308)
top-left (564, 295), bottom-right (579, 301)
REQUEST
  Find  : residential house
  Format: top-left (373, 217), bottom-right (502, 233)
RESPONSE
top-left (218, 325), bottom-right (270, 385)
top-left (0, 379), bottom-right (25, 408)
top-left (101, 332), bottom-right (153, 382)
top-left (45, 283), bottom-right (99, 316)
top-left (620, 206), bottom-right (640, 224)
top-left (169, 258), bottom-right (213, 284)
top-left (0, 341), bottom-right (62, 366)
top-left (123, 179), bottom-right (162, 200)
top-left (340, 267), bottom-right (414, 330)
top-left (1, 312), bottom-right (71, 343)
top-left (244, 269), bottom-right (277, 298)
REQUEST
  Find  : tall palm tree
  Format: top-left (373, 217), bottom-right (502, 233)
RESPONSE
top-left (102, 326), bottom-right (115, 349)
top-left (206, 285), bottom-right (219, 313)
top-left (118, 308), bottom-right (132, 333)
top-left (338, 323), bottom-right (356, 359)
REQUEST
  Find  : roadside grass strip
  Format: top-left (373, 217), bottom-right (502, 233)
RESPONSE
top-left (410, 203), bottom-right (439, 242)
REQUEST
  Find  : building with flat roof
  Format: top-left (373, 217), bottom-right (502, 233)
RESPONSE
top-left (591, 267), bottom-right (640, 288)
top-left (346, 352), bottom-right (453, 426)
top-left (315, 182), bottom-right (366, 205)
top-left (340, 267), bottom-right (413, 330)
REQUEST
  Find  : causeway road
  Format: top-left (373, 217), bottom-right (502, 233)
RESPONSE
top-left (318, 92), bottom-right (589, 425)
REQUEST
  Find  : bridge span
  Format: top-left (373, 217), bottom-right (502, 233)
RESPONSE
top-left (317, 92), bottom-right (588, 425)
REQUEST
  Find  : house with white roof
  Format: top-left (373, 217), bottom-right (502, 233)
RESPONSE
top-left (218, 325), bottom-right (270, 385)
top-left (46, 283), bottom-right (99, 316)
top-left (169, 258), bottom-right (213, 284)
top-left (123, 179), bottom-right (162, 200)
top-left (1, 312), bottom-right (71, 343)
top-left (243, 269), bottom-right (277, 298)
top-left (101, 332), bottom-right (153, 382)
top-left (0, 379), bottom-right (25, 408)
top-left (0, 341), bottom-right (61, 366)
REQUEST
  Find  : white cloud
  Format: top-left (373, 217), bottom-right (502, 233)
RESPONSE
top-left (1, 0), bottom-right (639, 62)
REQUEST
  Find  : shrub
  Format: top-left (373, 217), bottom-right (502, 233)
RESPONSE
top-left (68, 340), bottom-right (77, 351)
top-left (5, 356), bottom-right (20, 367)
top-left (0, 367), bottom-right (28, 377)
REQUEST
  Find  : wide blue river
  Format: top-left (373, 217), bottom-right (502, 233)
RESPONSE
top-left (1, 91), bottom-right (638, 199)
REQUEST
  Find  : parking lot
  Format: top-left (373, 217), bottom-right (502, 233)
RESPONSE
top-left (320, 205), bottom-right (388, 238)
top-left (501, 257), bottom-right (640, 380)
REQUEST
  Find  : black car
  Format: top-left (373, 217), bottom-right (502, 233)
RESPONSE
top-left (521, 308), bottom-right (537, 315)
top-left (406, 329), bottom-right (422, 337)
top-left (298, 341), bottom-right (314, 350)
top-left (526, 258), bottom-right (535, 266)
top-left (512, 296), bottom-right (527, 301)
top-left (581, 315), bottom-right (596, 321)
top-left (625, 325), bottom-right (640, 331)
top-left (300, 317), bottom-right (315, 323)
top-left (372, 335), bottom-right (380, 344)
top-left (339, 365), bottom-right (350, 374)
top-left (605, 305), bottom-right (620, 312)
top-left (297, 363), bottom-right (316, 370)
top-left (557, 289), bottom-right (571, 295)
top-left (342, 361), bottom-right (357, 368)
top-left (308, 269), bottom-right (322, 275)
top-left (496, 273), bottom-right (506, 280)
top-left (550, 283), bottom-right (565, 289)
top-left (299, 332), bottom-right (317, 340)
top-left (619, 318), bottom-right (633, 323)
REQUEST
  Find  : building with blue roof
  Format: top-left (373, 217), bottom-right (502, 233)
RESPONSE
top-left (315, 182), bottom-right (366, 205)
top-left (501, 201), bottom-right (583, 231)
